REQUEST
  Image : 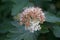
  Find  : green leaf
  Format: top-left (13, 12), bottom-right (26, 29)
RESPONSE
top-left (47, 4), bottom-right (56, 14)
top-left (56, 11), bottom-right (60, 17)
top-left (52, 25), bottom-right (60, 37)
top-left (9, 21), bottom-right (26, 33)
top-left (11, 0), bottom-right (34, 16)
top-left (0, 20), bottom-right (15, 33)
top-left (40, 24), bottom-right (49, 33)
top-left (40, 27), bottom-right (49, 33)
top-left (45, 11), bottom-right (60, 23)
top-left (6, 32), bottom-right (37, 40)
top-left (31, 0), bottom-right (52, 10)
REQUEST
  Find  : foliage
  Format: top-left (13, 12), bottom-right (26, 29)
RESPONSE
top-left (0, 0), bottom-right (60, 40)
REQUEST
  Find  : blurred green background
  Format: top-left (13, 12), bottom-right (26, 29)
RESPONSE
top-left (0, 0), bottom-right (60, 40)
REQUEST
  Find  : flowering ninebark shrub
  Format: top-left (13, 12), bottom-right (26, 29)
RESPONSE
top-left (17, 7), bottom-right (45, 32)
top-left (1, 0), bottom-right (60, 40)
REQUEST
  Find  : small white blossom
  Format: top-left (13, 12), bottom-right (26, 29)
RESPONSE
top-left (25, 21), bottom-right (41, 32)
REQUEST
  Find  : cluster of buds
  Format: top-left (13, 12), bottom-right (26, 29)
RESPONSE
top-left (17, 7), bottom-right (45, 32)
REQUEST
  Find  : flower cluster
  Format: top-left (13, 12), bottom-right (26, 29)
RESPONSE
top-left (18, 7), bottom-right (45, 32)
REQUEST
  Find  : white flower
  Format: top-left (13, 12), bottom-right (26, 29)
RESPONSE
top-left (25, 21), bottom-right (41, 33)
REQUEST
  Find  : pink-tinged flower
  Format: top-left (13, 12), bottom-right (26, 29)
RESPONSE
top-left (18, 7), bottom-right (45, 32)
